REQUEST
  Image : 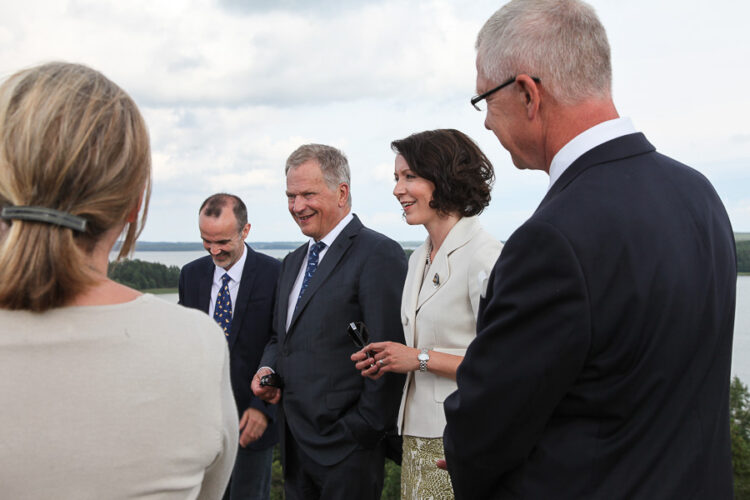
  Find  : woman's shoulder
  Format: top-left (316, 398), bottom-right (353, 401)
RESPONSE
top-left (138, 294), bottom-right (225, 336)
top-left (92, 295), bottom-right (227, 355)
top-left (454, 221), bottom-right (502, 258)
top-left (462, 228), bottom-right (502, 274)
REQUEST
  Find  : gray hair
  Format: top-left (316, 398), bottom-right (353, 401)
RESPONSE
top-left (476, 0), bottom-right (612, 105)
top-left (285, 144), bottom-right (352, 206)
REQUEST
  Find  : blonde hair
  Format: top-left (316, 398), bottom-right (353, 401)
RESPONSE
top-left (0, 62), bottom-right (151, 311)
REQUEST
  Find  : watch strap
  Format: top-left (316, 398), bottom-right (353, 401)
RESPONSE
top-left (419, 348), bottom-right (429, 372)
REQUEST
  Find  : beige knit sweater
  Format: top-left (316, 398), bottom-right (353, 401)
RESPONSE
top-left (0, 294), bottom-right (238, 499)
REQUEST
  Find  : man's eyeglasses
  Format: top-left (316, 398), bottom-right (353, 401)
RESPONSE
top-left (471, 75), bottom-right (541, 111)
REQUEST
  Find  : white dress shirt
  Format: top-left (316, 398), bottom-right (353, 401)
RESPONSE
top-left (548, 117), bottom-right (637, 190)
top-left (208, 243), bottom-right (247, 319)
top-left (285, 212), bottom-right (354, 330)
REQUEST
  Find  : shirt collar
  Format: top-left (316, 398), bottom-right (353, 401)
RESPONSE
top-left (548, 117), bottom-right (637, 190)
top-left (214, 242), bottom-right (247, 284)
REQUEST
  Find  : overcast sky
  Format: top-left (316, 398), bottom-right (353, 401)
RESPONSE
top-left (1, 0), bottom-right (748, 244)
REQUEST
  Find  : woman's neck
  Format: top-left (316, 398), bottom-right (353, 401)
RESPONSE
top-left (424, 213), bottom-right (461, 258)
top-left (68, 225), bottom-right (141, 306)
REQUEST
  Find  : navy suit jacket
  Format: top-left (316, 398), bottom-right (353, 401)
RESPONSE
top-left (179, 244), bottom-right (281, 451)
top-left (444, 133), bottom-right (737, 499)
top-left (260, 214), bottom-right (407, 467)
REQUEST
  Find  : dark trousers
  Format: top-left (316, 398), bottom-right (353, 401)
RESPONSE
top-left (222, 446), bottom-right (273, 500)
top-left (283, 429), bottom-right (385, 500)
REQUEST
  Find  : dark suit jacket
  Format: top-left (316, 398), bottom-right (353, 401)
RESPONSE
top-left (444, 133), bottom-right (737, 499)
top-left (259, 214), bottom-right (407, 467)
top-left (179, 244), bottom-right (281, 451)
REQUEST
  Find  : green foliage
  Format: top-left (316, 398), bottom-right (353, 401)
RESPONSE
top-left (271, 444), bottom-right (285, 500)
top-left (737, 241), bottom-right (750, 274)
top-left (107, 259), bottom-right (180, 291)
top-left (381, 459), bottom-right (402, 500)
top-left (732, 376), bottom-right (750, 499)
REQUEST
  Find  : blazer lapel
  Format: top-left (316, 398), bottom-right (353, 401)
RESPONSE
top-left (402, 241), bottom-right (427, 347)
top-left (198, 259), bottom-right (213, 314)
top-left (228, 244), bottom-right (255, 351)
top-left (287, 216), bottom-right (362, 333)
top-left (537, 132), bottom-right (656, 212)
top-left (416, 216), bottom-right (479, 310)
top-left (279, 243), bottom-right (308, 336)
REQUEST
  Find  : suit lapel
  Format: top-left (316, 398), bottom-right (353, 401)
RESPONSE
top-left (416, 216), bottom-right (478, 310)
top-left (402, 242), bottom-right (427, 347)
top-left (198, 258), bottom-right (213, 314)
top-left (279, 243), bottom-right (308, 336)
top-left (537, 132), bottom-right (656, 212)
top-left (228, 244), bottom-right (255, 351)
top-left (287, 216), bottom-right (362, 335)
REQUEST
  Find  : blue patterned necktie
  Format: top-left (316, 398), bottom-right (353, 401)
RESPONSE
top-left (213, 273), bottom-right (232, 337)
top-left (295, 241), bottom-right (326, 311)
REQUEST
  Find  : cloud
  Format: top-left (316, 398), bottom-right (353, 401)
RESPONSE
top-left (2, 0), bottom-right (749, 241)
top-left (1, 0), bottom-right (481, 108)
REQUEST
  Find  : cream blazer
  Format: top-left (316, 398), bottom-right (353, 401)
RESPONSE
top-left (398, 216), bottom-right (502, 437)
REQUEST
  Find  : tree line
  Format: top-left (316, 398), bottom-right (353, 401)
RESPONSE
top-left (738, 240), bottom-right (750, 273)
top-left (107, 259), bottom-right (180, 290)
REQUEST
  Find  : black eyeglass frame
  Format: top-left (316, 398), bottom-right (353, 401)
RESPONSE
top-left (471, 75), bottom-right (541, 111)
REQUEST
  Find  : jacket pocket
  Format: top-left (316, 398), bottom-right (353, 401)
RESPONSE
top-left (433, 377), bottom-right (459, 403)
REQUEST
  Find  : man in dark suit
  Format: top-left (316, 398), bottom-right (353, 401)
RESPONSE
top-left (251, 144), bottom-right (407, 500)
top-left (442, 1), bottom-right (737, 498)
top-left (179, 193), bottom-right (280, 500)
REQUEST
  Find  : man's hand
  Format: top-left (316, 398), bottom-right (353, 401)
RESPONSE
top-left (251, 367), bottom-right (281, 404)
top-left (239, 407), bottom-right (268, 447)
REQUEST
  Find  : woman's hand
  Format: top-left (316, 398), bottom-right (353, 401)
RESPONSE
top-left (350, 341), bottom-right (420, 380)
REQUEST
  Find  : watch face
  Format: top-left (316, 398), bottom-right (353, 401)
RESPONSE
top-left (418, 352), bottom-right (429, 361)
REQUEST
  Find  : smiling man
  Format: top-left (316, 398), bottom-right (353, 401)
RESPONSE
top-left (252, 144), bottom-right (407, 500)
top-left (179, 193), bottom-right (280, 500)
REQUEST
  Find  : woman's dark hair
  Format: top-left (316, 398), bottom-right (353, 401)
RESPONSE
top-left (391, 129), bottom-right (494, 217)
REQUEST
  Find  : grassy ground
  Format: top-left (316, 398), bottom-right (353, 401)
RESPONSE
top-left (142, 288), bottom-right (178, 294)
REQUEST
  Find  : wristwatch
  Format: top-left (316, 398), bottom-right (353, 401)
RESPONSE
top-left (418, 348), bottom-right (430, 372)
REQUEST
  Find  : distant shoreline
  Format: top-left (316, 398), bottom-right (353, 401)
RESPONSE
top-left (114, 240), bottom-right (425, 251)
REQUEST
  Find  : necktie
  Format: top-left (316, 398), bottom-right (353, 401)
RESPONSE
top-left (213, 273), bottom-right (232, 337)
top-left (295, 241), bottom-right (326, 311)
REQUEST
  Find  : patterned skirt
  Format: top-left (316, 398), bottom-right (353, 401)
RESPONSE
top-left (400, 435), bottom-right (454, 500)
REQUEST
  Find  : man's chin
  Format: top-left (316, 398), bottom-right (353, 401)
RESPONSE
top-left (211, 256), bottom-right (228, 268)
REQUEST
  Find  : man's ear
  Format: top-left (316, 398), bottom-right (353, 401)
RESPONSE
top-left (516, 75), bottom-right (541, 120)
top-left (241, 223), bottom-right (251, 240)
top-left (338, 183), bottom-right (350, 207)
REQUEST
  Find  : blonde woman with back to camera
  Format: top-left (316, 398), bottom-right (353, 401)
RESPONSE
top-left (351, 129), bottom-right (502, 499)
top-left (0, 63), bottom-right (238, 499)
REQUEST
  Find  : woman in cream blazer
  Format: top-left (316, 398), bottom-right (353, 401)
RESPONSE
top-left (352, 129), bottom-right (502, 499)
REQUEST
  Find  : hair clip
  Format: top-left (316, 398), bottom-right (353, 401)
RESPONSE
top-left (1, 206), bottom-right (87, 232)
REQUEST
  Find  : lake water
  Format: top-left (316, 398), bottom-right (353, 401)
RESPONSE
top-left (119, 250), bottom-right (750, 385)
